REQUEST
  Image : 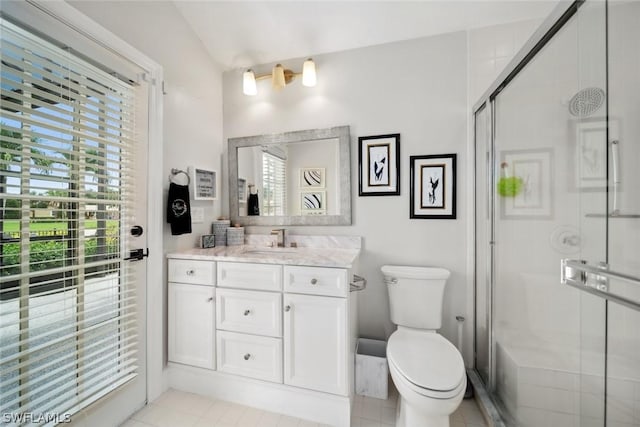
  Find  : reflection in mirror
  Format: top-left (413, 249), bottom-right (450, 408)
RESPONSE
top-left (229, 126), bottom-right (351, 226)
top-left (237, 139), bottom-right (339, 217)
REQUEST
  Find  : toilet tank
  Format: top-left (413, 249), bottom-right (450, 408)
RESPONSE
top-left (381, 265), bottom-right (451, 330)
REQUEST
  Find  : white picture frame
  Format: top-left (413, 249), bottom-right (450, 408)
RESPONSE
top-left (189, 166), bottom-right (217, 200)
top-left (500, 149), bottom-right (553, 219)
top-left (299, 168), bottom-right (325, 188)
top-left (300, 190), bottom-right (326, 215)
top-left (574, 120), bottom-right (618, 190)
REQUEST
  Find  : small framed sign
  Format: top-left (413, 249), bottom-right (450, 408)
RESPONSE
top-left (189, 167), bottom-right (217, 200)
top-left (238, 178), bottom-right (247, 203)
top-left (201, 234), bottom-right (216, 248)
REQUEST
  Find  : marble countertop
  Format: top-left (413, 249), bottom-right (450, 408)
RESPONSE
top-left (166, 245), bottom-right (360, 268)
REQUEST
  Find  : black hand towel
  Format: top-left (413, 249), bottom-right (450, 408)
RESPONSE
top-left (167, 182), bottom-right (192, 235)
top-left (247, 192), bottom-right (260, 216)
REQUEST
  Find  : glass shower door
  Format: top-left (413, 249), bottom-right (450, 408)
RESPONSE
top-left (490, 2), bottom-right (608, 425)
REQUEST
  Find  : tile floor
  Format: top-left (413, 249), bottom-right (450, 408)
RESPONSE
top-left (122, 386), bottom-right (488, 427)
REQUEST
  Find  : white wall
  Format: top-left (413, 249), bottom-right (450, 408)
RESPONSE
top-left (223, 32), bottom-right (470, 359)
top-left (69, 1), bottom-right (225, 252)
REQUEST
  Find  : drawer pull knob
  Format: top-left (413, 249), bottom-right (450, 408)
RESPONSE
top-left (186, 270), bottom-right (195, 276)
top-left (207, 297), bottom-right (214, 302)
top-left (244, 353), bottom-right (251, 361)
top-left (244, 309), bottom-right (251, 316)
top-left (285, 305), bottom-right (291, 312)
top-left (310, 278), bottom-right (318, 285)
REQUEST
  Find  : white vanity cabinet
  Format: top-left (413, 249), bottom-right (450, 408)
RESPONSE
top-left (168, 259), bottom-right (216, 369)
top-left (167, 248), bottom-right (360, 427)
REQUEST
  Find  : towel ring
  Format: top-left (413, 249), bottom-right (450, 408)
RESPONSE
top-left (169, 168), bottom-right (190, 185)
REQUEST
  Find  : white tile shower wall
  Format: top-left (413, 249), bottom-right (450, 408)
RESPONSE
top-left (468, 19), bottom-right (542, 104)
top-left (497, 339), bottom-right (640, 427)
top-left (222, 32), bottom-right (469, 357)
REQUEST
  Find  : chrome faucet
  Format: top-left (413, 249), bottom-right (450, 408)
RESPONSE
top-left (271, 228), bottom-right (287, 247)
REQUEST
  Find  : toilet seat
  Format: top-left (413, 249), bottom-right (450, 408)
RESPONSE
top-left (387, 329), bottom-right (465, 400)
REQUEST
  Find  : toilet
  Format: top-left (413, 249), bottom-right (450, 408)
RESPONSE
top-left (382, 265), bottom-right (466, 427)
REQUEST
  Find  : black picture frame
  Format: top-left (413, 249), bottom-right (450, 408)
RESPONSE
top-left (358, 133), bottom-right (400, 196)
top-left (409, 153), bottom-right (457, 219)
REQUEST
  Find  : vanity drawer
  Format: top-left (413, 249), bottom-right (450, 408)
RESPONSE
top-left (217, 262), bottom-right (282, 291)
top-left (216, 288), bottom-right (282, 337)
top-left (168, 259), bottom-right (216, 286)
top-left (284, 266), bottom-right (348, 297)
top-left (216, 331), bottom-right (283, 383)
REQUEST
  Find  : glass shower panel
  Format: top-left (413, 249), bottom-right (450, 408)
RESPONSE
top-left (474, 104), bottom-right (491, 385)
top-left (606, 2), bottom-right (640, 426)
top-left (491, 2), bottom-right (607, 426)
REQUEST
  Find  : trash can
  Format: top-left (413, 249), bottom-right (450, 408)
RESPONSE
top-left (355, 338), bottom-right (388, 400)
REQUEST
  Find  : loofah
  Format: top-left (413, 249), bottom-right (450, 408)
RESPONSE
top-left (497, 176), bottom-right (523, 197)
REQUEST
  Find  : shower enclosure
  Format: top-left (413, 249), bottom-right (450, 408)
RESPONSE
top-left (473, 1), bottom-right (640, 426)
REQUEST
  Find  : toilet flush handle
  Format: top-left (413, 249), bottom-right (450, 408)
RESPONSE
top-left (389, 277), bottom-right (398, 284)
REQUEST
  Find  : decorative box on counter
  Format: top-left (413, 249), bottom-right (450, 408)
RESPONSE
top-left (226, 226), bottom-right (245, 246)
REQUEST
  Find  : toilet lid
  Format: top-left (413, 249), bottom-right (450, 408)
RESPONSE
top-left (387, 330), bottom-right (465, 393)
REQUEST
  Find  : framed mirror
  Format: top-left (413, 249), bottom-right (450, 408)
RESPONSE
top-left (228, 126), bottom-right (351, 226)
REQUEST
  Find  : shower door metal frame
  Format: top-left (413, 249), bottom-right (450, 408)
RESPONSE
top-left (472, 100), bottom-right (494, 388)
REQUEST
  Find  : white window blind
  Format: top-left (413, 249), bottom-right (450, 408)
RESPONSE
top-left (0, 18), bottom-right (139, 423)
top-left (262, 152), bottom-right (286, 216)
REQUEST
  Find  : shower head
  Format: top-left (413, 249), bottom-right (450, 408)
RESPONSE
top-left (568, 87), bottom-right (605, 117)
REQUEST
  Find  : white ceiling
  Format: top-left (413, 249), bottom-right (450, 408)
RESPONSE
top-left (174, 1), bottom-right (559, 70)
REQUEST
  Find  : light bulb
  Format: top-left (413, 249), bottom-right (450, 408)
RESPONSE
top-left (243, 70), bottom-right (257, 96)
top-left (302, 58), bottom-right (316, 87)
top-left (272, 64), bottom-right (286, 90)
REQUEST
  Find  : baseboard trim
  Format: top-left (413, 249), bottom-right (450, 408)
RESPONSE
top-left (167, 363), bottom-right (352, 427)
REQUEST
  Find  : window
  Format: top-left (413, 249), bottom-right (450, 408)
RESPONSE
top-left (0, 18), bottom-right (138, 420)
top-left (261, 152), bottom-right (286, 216)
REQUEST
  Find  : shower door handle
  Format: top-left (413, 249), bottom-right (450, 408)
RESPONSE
top-left (561, 259), bottom-right (640, 311)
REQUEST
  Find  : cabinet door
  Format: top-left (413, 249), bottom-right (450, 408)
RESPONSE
top-left (283, 293), bottom-right (348, 395)
top-left (168, 283), bottom-right (215, 369)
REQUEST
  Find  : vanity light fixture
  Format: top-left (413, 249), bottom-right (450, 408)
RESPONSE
top-left (243, 58), bottom-right (316, 96)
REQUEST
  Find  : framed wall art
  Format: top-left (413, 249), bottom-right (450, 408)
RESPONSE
top-left (299, 168), bottom-right (325, 188)
top-left (189, 166), bottom-right (217, 200)
top-left (573, 119), bottom-right (618, 191)
top-left (500, 148), bottom-right (553, 219)
top-left (410, 154), bottom-right (456, 219)
top-left (300, 190), bottom-right (326, 215)
top-left (358, 133), bottom-right (400, 196)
